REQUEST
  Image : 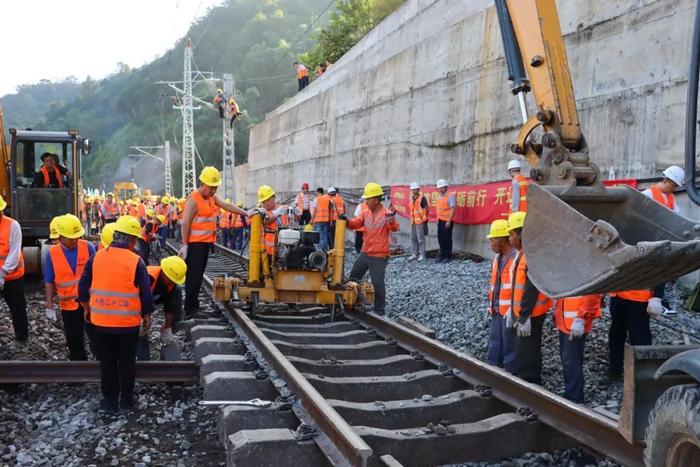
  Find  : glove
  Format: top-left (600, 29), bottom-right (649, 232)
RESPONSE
top-left (45, 307), bottom-right (57, 322)
top-left (338, 214), bottom-right (347, 220)
top-left (516, 317), bottom-right (531, 337)
top-left (504, 308), bottom-right (514, 328)
top-left (160, 328), bottom-right (174, 344)
top-left (272, 206), bottom-right (286, 217)
top-left (178, 244), bottom-right (188, 260)
top-left (647, 297), bottom-right (663, 317)
top-left (569, 318), bottom-right (585, 339)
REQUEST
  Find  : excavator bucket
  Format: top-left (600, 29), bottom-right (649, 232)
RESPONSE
top-left (523, 184), bottom-right (700, 298)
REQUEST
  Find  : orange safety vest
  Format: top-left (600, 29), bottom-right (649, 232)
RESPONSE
top-left (232, 212), bottom-right (244, 228)
top-left (488, 252), bottom-right (514, 316)
top-left (0, 216), bottom-right (24, 281)
top-left (610, 289), bottom-right (653, 303)
top-left (146, 266), bottom-right (174, 294)
top-left (137, 204), bottom-right (146, 219)
top-left (409, 195), bottom-right (428, 225)
top-left (296, 66), bottom-right (309, 79)
top-left (128, 205), bottom-right (138, 217)
top-left (188, 191), bottom-right (217, 243)
top-left (141, 221), bottom-right (158, 242)
top-left (510, 252), bottom-right (551, 318)
top-left (649, 185), bottom-right (675, 210)
top-left (296, 192), bottom-right (310, 211)
top-left (263, 209), bottom-right (278, 255)
top-left (170, 205), bottom-right (178, 221)
top-left (40, 166), bottom-right (63, 188)
top-left (436, 193), bottom-right (453, 222)
top-left (219, 210), bottom-right (232, 228)
top-left (512, 174), bottom-right (528, 212)
top-left (554, 295), bottom-right (602, 334)
top-left (103, 200), bottom-right (119, 218)
top-left (313, 194), bottom-right (331, 223)
top-left (330, 195), bottom-right (345, 220)
top-left (89, 247), bottom-right (142, 328)
top-left (49, 240), bottom-right (89, 311)
top-left (156, 204), bottom-right (169, 217)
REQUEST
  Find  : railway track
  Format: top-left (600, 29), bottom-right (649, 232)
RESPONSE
top-left (166, 240), bottom-right (645, 466)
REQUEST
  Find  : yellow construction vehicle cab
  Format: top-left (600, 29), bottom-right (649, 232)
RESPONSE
top-left (114, 182), bottom-right (141, 202)
top-left (0, 104), bottom-right (90, 272)
top-left (495, 0), bottom-right (700, 298)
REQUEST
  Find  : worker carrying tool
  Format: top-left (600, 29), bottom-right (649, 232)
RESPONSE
top-left (179, 167), bottom-right (247, 318)
top-left (0, 195), bottom-right (27, 344)
top-left (486, 219), bottom-right (517, 373)
top-left (408, 182), bottom-right (429, 262)
top-left (44, 214), bottom-right (97, 361)
top-left (435, 179), bottom-right (455, 263)
top-left (508, 159), bottom-right (528, 213)
top-left (506, 211), bottom-right (551, 384)
top-left (328, 186), bottom-right (344, 249)
top-left (554, 294), bottom-right (601, 403)
top-left (342, 183), bottom-right (399, 315)
top-left (79, 215), bottom-right (154, 413)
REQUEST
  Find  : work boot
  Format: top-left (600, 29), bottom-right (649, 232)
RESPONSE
top-left (408, 255), bottom-right (417, 261)
top-left (100, 398), bottom-right (119, 414)
top-left (418, 255), bottom-right (426, 262)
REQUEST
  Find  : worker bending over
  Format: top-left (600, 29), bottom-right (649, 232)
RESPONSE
top-left (0, 195), bottom-right (28, 343)
top-left (507, 211), bottom-right (551, 383)
top-left (79, 216), bottom-right (154, 413)
top-left (408, 182), bottom-right (429, 262)
top-left (486, 219), bottom-right (517, 373)
top-left (44, 214), bottom-right (97, 360)
top-left (179, 167), bottom-right (246, 318)
top-left (344, 183), bottom-right (399, 315)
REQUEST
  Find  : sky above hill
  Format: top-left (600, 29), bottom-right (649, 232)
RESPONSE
top-left (0, 0), bottom-right (222, 96)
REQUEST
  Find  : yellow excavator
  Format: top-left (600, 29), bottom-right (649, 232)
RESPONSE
top-left (495, 0), bottom-right (700, 299)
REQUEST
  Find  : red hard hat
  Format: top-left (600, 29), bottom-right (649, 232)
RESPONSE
top-left (302, 182), bottom-right (309, 189)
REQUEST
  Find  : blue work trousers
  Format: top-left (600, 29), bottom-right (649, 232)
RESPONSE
top-left (157, 225), bottom-right (169, 248)
top-left (313, 222), bottom-right (329, 251)
top-left (487, 312), bottom-right (517, 373)
top-left (231, 228), bottom-right (244, 251)
top-left (559, 331), bottom-right (586, 403)
top-left (220, 228), bottom-right (232, 248)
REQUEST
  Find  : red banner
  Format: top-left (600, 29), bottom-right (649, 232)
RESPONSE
top-left (390, 178), bottom-right (639, 226)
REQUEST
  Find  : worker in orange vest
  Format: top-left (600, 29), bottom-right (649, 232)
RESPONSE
top-left (296, 182), bottom-right (312, 225)
top-left (78, 215), bottom-right (154, 413)
top-left (138, 214), bottom-right (165, 265)
top-left (328, 187), bottom-right (345, 249)
top-left (101, 193), bottom-right (120, 223)
top-left (44, 214), bottom-right (97, 360)
top-left (255, 185), bottom-right (288, 260)
top-left (169, 198), bottom-right (179, 239)
top-left (435, 179), bottom-right (455, 262)
top-left (507, 211), bottom-right (551, 383)
top-left (311, 187), bottom-right (333, 250)
top-left (508, 159), bottom-right (528, 213)
top-left (344, 183), bottom-right (399, 315)
top-left (32, 152), bottom-right (69, 188)
top-left (230, 201), bottom-right (247, 251)
top-left (137, 199), bottom-right (146, 221)
top-left (554, 295), bottom-right (602, 402)
top-left (294, 62), bottom-right (310, 91)
top-left (643, 165), bottom-right (684, 213)
top-left (219, 199), bottom-right (233, 248)
top-left (179, 167), bottom-right (247, 318)
top-left (0, 195), bottom-right (28, 343)
top-left (485, 219), bottom-right (517, 373)
top-left (408, 183), bottom-right (429, 261)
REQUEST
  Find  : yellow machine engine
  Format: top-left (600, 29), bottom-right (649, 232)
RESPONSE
top-left (215, 213), bottom-right (374, 315)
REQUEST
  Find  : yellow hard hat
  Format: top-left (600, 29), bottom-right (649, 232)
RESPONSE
top-left (0, 195), bottom-right (7, 211)
top-left (160, 256), bottom-right (187, 285)
top-left (199, 166), bottom-right (222, 187)
top-left (101, 223), bottom-right (116, 249)
top-left (161, 196), bottom-right (170, 204)
top-left (258, 185), bottom-right (275, 203)
top-left (304, 224), bottom-right (314, 232)
top-left (114, 215), bottom-right (142, 237)
top-left (236, 201), bottom-right (243, 208)
top-left (119, 200), bottom-right (125, 205)
top-left (179, 197), bottom-right (186, 203)
top-left (487, 219), bottom-right (510, 239)
top-left (107, 192), bottom-right (114, 197)
top-left (507, 211), bottom-right (527, 232)
top-left (56, 214), bottom-right (85, 239)
top-left (146, 208), bottom-right (155, 217)
top-left (49, 215), bottom-right (62, 240)
top-left (361, 182), bottom-right (384, 199)
top-left (156, 214), bottom-right (166, 224)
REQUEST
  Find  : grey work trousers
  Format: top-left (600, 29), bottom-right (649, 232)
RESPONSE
top-left (410, 223), bottom-right (426, 258)
top-left (349, 253), bottom-right (388, 314)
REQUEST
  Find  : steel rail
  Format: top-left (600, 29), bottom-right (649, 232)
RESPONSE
top-left (0, 361), bottom-right (199, 384)
top-left (345, 310), bottom-right (645, 467)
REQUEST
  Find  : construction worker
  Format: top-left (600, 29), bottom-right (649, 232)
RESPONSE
top-left (138, 214), bottom-right (165, 265)
top-left (507, 211), bottom-right (551, 383)
top-left (32, 152), bottom-right (69, 188)
top-left (44, 214), bottom-right (96, 360)
top-left (214, 88), bottom-right (226, 118)
top-left (296, 182), bottom-right (312, 225)
top-left (508, 159), bottom-right (528, 212)
top-left (231, 202), bottom-right (246, 251)
top-left (78, 215), bottom-right (154, 412)
top-left (408, 182), bottom-right (429, 261)
top-left (137, 198), bottom-right (147, 221)
top-left (228, 96), bottom-right (241, 128)
top-left (255, 185), bottom-right (287, 260)
top-left (344, 183), bottom-right (399, 315)
top-left (156, 196), bottom-right (171, 247)
top-left (0, 195), bottom-right (27, 343)
top-left (554, 294), bottom-right (601, 402)
top-left (642, 165), bottom-right (684, 213)
top-left (147, 256), bottom-right (186, 359)
top-left (486, 219), bottom-right (517, 373)
top-left (435, 179), bottom-right (456, 262)
top-left (294, 62), bottom-right (310, 91)
top-left (328, 187), bottom-right (344, 249)
top-left (101, 193), bottom-right (120, 224)
top-left (169, 198), bottom-right (179, 239)
top-left (311, 187), bottom-right (333, 250)
top-left (219, 199), bottom-right (233, 248)
top-left (179, 167), bottom-right (247, 318)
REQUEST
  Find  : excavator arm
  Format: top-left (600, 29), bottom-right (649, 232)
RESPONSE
top-left (495, 0), bottom-right (700, 298)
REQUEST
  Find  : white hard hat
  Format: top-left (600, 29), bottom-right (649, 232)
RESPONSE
top-left (662, 165), bottom-right (685, 187)
top-left (507, 159), bottom-right (523, 171)
top-left (410, 182), bottom-right (420, 190)
top-left (328, 186), bottom-right (337, 193)
top-left (436, 179), bottom-right (448, 188)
